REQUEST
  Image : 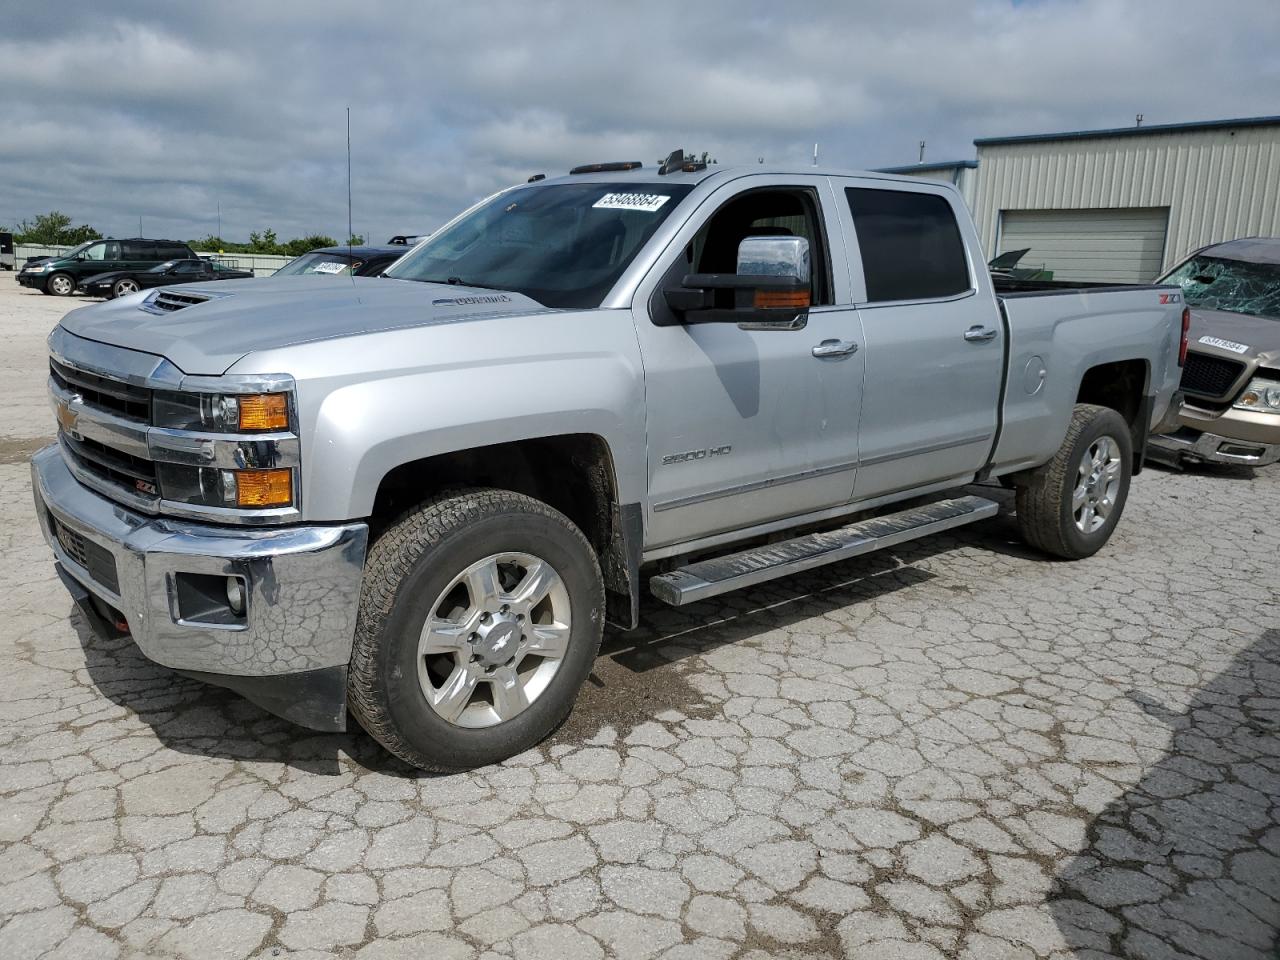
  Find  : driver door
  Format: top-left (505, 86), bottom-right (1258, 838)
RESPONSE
top-left (632, 175), bottom-right (865, 549)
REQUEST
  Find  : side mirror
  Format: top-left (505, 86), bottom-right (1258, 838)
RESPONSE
top-left (663, 236), bottom-right (811, 328)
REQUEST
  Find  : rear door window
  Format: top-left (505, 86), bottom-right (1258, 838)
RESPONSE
top-left (845, 188), bottom-right (971, 302)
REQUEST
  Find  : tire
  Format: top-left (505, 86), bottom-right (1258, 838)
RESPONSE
top-left (1016, 403), bottom-right (1133, 559)
top-left (348, 488), bottom-right (604, 771)
top-left (111, 278), bottom-right (140, 298)
top-left (47, 272), bottom-right (75, 296)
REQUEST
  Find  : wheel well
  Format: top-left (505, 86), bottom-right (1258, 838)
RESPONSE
top-left (1076, 359), bottom-right (1149, 466)
top-left (369, 434), bottom-right (638, 627)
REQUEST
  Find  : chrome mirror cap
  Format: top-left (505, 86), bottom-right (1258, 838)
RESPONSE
top-left (737, 235), bottom-right (810, 283)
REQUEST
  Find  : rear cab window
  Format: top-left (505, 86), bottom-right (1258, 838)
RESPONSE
top-left (845, 187), bottom-right (971, 302)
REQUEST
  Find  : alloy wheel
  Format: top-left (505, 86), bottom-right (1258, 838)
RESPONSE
top-left (1072, 435), bottom-right (1122, 534)
top-left (416, 552), bottom-right (571, 728)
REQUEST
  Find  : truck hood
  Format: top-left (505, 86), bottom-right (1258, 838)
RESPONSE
top-left (1187, 308), bottom-right (1280, 370)
top-left (57, 276), bottom-right (550, 374)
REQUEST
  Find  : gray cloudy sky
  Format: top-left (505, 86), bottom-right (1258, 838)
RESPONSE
top-left (2, 0), bottom-right (1277, 244)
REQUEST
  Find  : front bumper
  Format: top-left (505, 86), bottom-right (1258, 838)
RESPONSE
top-left (1148, 428), bottom-right (1280, 467)
top-left (32, 444), bottom-right (369, 729)
top-left (17, 272), bottom-right (42, 289)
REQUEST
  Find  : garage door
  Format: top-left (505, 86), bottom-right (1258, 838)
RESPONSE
top-left (998, 207), bottom-right (1169, 283)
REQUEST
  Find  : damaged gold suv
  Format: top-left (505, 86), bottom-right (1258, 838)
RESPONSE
top-left (1149, 237), bottom-right (1280, 468)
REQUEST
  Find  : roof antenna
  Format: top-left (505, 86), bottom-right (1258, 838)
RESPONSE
top-left (919, 140), bottom-right (926, 162)
top-left (346, 107), bottom-right (355, 286)
top-left (812, 143), bottom-right (819, 166)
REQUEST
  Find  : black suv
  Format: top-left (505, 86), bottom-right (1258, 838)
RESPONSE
top-left (17, 238), bottom-right (198, 295)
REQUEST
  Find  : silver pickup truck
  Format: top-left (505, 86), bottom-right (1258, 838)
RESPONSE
top-left (32, 155), bottom-right (1186, 770)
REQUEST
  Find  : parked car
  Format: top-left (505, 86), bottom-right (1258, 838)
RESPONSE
top-left (17, 238), bottom-right (198, 295)
top-left (0, 232), bottom-right (14, 271)
top-left (987, 247), bottom-right (1053, 282)
top-left (81, 258), bottom-right (255, 299)
top-left (1147, 237), bottom-right (1280, 468)
top-left (273, 245), bottom-right (407, 278)
top-left (31, 157), bottom-right (1183, 771)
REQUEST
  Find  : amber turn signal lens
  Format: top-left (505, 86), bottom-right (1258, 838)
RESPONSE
top-left (238, 393), bottom-right (289, 431)
top-left (753, 289), bottom-right (811, 309)
top-left (235, 469), bottom-right (293, 508)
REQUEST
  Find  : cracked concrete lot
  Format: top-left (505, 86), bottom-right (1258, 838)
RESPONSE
top-left (1, 282), bottom-right (1278, 959)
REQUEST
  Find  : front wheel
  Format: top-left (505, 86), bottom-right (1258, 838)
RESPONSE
top-left (348, 488), bottom-right (604, 771)
top-left (111, 278), bottom-right (140, 298)
top-left (47, 272), bottom-right (75, 296)
top-left (1016, 403), bottom-right (1133, 559)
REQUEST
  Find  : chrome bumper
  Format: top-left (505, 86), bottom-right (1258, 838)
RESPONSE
top-left (32, 444), bottom-right (369, 727)
top-left (1147, 429), bottom-right (1280, 467)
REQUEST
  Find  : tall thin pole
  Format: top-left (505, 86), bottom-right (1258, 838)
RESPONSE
top-left (138, 215), bottom-right (143, 237)
top-left (346, 107), bottom-right (353, 251)
top-left (217, 201), bottom-right (221, 241)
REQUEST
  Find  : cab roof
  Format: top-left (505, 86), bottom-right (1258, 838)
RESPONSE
top-left (1195, 237), bottom-right (1280, 266)
top-left (531, 163), bottom-right (949, 189)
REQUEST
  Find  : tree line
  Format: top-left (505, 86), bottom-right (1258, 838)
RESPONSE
top-left (2, 211), bottom-right (362, 257)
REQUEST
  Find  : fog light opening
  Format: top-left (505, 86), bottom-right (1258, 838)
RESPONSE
top-left (226, 576), bottom-right (246, 616)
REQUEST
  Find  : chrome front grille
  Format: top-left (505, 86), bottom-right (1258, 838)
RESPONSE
top-left (60, 433), bottom-right (159, 497)
top-left (50, 358), bottom-right (151, 421)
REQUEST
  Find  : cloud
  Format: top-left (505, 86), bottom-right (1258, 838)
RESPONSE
top-left (0, 0), bottom-right (1275, 243)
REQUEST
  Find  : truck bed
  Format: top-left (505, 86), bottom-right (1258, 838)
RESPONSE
top-left (988, 281), bottom-right (1183, 476)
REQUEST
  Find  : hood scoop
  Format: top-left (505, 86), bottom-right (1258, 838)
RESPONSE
top-left (141, 288), bottom-right (228, 315)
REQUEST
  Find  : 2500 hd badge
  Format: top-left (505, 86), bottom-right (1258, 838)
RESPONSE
top-left (662, 445), bottom-right (732, 465)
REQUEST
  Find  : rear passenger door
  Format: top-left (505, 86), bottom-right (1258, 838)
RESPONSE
top-left (838, 181), bottom-right (1004, 501)
top-left (120, 240), bottom-right (154, 272)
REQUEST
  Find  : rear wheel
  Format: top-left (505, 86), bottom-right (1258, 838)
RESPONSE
top-left (348, 488), bottom-right (604, 771)
top-left (47, 272), bottom-right (74, 296)
top-left (111, 278), bottom-right (140, 298)
top-left (1016, 403), bottom-right (1132, 559)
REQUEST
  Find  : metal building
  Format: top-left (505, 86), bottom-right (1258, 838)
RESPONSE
top-left (875, 159), bottom-right (979, 210)
top-left (881, 115), bottom-right (1280, 284)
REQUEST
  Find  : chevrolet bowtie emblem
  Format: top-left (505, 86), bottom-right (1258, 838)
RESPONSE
top-left (56, 395), bottom-right (82, 435)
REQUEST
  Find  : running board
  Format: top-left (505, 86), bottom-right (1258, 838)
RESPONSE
top-left (649, 495), bottom-right (998, 606)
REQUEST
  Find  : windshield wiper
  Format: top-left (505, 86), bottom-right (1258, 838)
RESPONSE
top-left (409, 275), bottom-right (514, 293)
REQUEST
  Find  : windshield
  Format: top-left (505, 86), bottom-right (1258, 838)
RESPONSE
top-left (274, 252), bottom-right (354, 276)
top-left (1160, 254), bottom-right (1280, 321)
top-left (56, 241), bottom-right (96, 261)
top-left (385, 182), bottom-right (694, 308)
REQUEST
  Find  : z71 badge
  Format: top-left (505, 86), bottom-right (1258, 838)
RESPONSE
top-left (662, 445), bottom-right (732, 465)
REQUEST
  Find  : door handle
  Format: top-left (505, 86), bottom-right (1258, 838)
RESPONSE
top-left (964, 325), bottom-right (998, 343)
top-left (812, 339), bottom-right (859, 358)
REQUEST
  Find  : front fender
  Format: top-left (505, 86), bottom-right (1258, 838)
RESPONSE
top-left (235, 309), bottom-right (649, 522)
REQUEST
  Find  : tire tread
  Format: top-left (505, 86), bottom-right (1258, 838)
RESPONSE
top-left (347, 487), bottom-right (600, 771)
top-left (1015, 403), bottom-right (1129, 559)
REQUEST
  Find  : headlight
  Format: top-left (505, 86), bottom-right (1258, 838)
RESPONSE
top-left (1234, 377), bottom-right (1280, 413)
top-left (157, 465), bottom-right (295, 509)
top-left (153, 391), bottom-right (291, 432)
top-left (28, 263), bottom-right (48, 272)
